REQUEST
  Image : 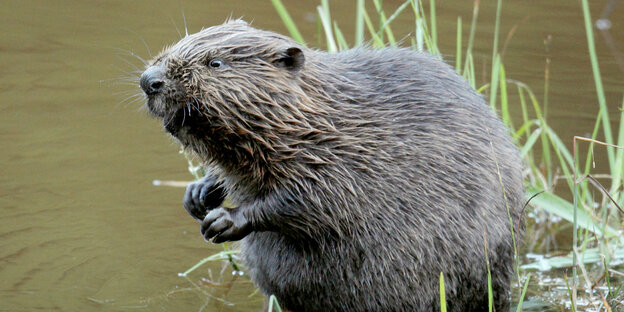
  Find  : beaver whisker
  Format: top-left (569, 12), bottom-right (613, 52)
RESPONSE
top-left (112, 49), bottom-right (148, 68)
top-left (102, 71), bottom-right (142, 85)
top-left (186, 96), bottom-right (201, 112)
top-left (170, 16), bottom-right (184, 39)
top-left (182, 9), bottom-right (189, 37)
top-left (114, 91), bottom-right (144, 110)
top-left (107, 80), bottom-right (142, 88)
top-left (118, 91), bottom-right (144, 104)
top-left (163, 110), bottom-right (177, 129)
top-left (180, 103), bottom-right (188, 127)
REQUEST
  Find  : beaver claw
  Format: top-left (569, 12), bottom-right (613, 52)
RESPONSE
top-left (201, 208), bottom-right (251, 243)
top-left (183, 176), bottom-right (225, 221)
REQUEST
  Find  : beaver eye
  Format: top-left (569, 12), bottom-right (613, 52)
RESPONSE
top-left (209, 59), bottom-right (224, 68)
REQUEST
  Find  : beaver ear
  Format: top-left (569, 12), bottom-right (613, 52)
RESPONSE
top-left (273, 47), bottom-right (304, 72)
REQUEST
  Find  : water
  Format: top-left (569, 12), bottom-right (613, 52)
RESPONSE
top-left (1, 0), bottom-right (622, 311)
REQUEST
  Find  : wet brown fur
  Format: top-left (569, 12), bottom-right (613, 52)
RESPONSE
top-left (143, 20), bottom-right (524, 311)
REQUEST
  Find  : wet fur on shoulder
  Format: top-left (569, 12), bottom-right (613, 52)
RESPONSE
top-left (143, 20), bottom-right (525, 311)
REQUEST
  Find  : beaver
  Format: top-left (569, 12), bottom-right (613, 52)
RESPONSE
top-left (139, 20), bottom-right (524, 312)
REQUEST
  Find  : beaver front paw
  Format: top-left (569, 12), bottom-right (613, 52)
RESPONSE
top-left (201, 208), bottom-right (251, 243)
top-left (183, 175), bottom-right (225, 221)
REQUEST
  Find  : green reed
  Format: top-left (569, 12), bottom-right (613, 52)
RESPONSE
top-left (268, 295), bottom-right (283, 312)
top-left (439, 272), bottom-right (447, 312)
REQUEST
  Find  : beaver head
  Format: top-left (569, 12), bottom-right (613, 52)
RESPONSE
top-left (140, 20), bottom-right (350, 191)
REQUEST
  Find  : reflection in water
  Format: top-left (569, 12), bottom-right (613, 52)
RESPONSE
top-left (0, 0), bottom-right (622, 311)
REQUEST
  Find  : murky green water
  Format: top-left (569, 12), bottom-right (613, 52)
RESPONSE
top-left (1, 0), bottom-right (622, 311)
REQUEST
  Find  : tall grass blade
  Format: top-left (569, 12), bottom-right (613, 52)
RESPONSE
top-left (489, 54), bottom-right (501, 110)
top-left (516, 274), bottom-right (531, 312)
top-left (499, 63), bottom-right (512, 130)
top-left (465, 52), bottom-right (476, 89)
top-left (463, 0), bottom-right (479, 76)
top-left (581, 0), bottom-right (615, 167)
top-left (581, 110), bottom-right (603, 192)
top-left (543, 58), bottom-right (550, 119)
top-left (491, 0), bottom-right (502, 65)
top-left (317, 0), bottom-right (337, 53)
top-left (481, 230), bottom-right (493, 312)
top-left (271, 0), bottom-right (305, 45)
top-left (409, 0), bottom-right (438, 55)
top-left (564, 274), bottom-right (578, 312)
top-left (489, 132), bottom-right (519, 270)
top-left (456, 16), bottom-right (462, 74)
top-left (372, 0), bottom-right (397, 46)
top-left (544, 125), bottom-right (574, 168)
top-left (333, 22), bottom-right (349, 51)
top-left (355, 0), bottom-right (365, 46)
top-left (519, 83), bottom-right (553, 185)
top-left (487, 259), bottom-right (493, 312)
top-left (376, 0), bottom-right (411, 48)
top-left (361, 8), bottom-right (385, 48)
top-left (516, 85), bottom-right (531, 142)
top-left (513, 119), bottom-right (536, 140)
top-left (439, 272), bottom-right (447, 312)
top-left (526, 187), bottom-right (619, 238)
top-left (489, 0), bottom-right (502, 116)
top-left (416, 0), bottom-right (437, 56)
top-left (268, 295), bottom-right (283, 312)
top-left (519, 129), bottom-right (541, 158)
top-left (411, 0), bottom-right (424, 51)
top-left (430, 0), bottom-right (437, 50)
top-left (316, 11), bottom-right (322, 47)
top-left (610, 96), bottom-right (624, 200)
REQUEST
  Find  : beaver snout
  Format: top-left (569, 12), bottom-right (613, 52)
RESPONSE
top-left (140, 66), bottom-right (165, 96)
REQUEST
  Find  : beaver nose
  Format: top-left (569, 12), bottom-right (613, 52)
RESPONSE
top-left (140, 66), bottom-right (165, 95)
